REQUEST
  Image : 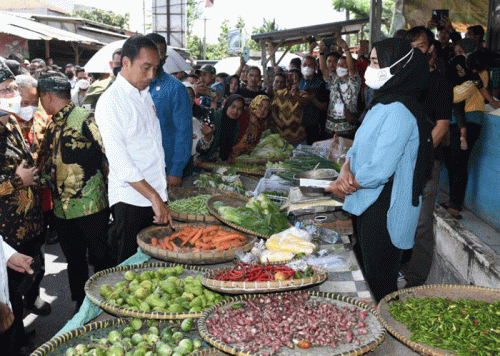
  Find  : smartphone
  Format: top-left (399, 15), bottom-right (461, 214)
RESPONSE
top-left (308, 35), bottom-right (316, 44)
top-left (432, 9), bottom-right (449, 24)
top-left (242, 47), bottom-right (250, 62)
top-left (266, 67), bottom-right (274, 79)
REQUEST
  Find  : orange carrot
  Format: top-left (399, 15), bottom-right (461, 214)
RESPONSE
top-left (189, 230), bottom-right (204, 245)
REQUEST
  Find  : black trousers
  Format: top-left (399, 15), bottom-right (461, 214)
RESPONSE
top-left (108, 202), bottom-right (155, 265)
top-left (55, 209), bottom-right (111, 304)
top-left (356, 181), bottom-right (402, 303)
top-left (0, 322), bottom-right (17, 356)
top-left (443, 122), bottom-right (481, 211)
top-left (304, 124), bottom-right (322, 145)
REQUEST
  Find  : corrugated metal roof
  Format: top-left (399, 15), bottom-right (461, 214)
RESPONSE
top-left (252, 18), bottom-right (369, 46)
top-left (0, 11), bottom-right (104, 45)
top-left (0, 0), bottom-right (67, 14)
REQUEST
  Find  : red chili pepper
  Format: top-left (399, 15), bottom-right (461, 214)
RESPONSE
top-left (474, 320), bottom-right (479, 325)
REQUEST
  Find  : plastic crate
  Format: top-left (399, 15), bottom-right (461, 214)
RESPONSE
top-left (292, 144), bottom-right (329, 159)
top-left (252, 178), bottom-right (291, 206)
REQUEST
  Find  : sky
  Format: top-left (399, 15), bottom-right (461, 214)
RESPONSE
top-left (45, 0), bottom-right (346, 43)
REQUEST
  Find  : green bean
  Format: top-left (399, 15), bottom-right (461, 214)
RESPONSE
top-left (169, 195), bottom-right (212, 216)
top-left (389, 297), bottom-right (500, 356)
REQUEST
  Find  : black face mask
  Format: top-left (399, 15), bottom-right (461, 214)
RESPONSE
top-left (66, 71), bottom-right (74, 80)
top-left (113, 66), bottom-right (121, 77)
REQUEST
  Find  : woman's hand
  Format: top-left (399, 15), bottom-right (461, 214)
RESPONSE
top-left (326, 159), bottom-right (358, 196)
top-left (201, 123), bottom-right (215, 140)
top-left (325, 180), bottom-right (346, 200)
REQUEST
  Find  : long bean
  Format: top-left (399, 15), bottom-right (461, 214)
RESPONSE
top-left (169, 194), bottom-right (212, 216)
top-left (389, 297), bottom-right (500, 356)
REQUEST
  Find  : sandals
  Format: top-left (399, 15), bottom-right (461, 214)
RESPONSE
top-left (446, 207), bottom-right (463, 220)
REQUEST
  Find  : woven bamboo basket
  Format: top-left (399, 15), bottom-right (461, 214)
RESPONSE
top-left (84, 262), bottom-right (210, 320)
top-left (207, 195), bottom-right (291, 239)
top-left (197, 291), bottom-right (386, 356)
top-left (199, 161), bottom-right (266, 176)
top-left (200, 265), bottom-right (327, 294)
top-left (378, 284), bottom-right (500, 356)
top-left (31, 318), bottom-right (218, 356)
top-left (169, 187), bottom-right (244, 223)
top-left (137, 223), bottom-right (257, 265)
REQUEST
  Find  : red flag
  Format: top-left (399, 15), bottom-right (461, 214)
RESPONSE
top-left (206, 0), bottom-right (214, 7)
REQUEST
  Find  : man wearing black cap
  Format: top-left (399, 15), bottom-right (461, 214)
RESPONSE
top-left (37, 72), bottom-right (111, 312)
top-left (0, 58), bottom-right (42, 355)
top-left (195, 64), bottom-right (224, 108)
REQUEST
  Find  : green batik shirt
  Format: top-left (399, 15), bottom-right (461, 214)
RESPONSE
top-left (39, 102), bottom-right (108, 219)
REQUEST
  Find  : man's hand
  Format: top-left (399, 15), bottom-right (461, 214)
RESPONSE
top-left (151, 195), bottom-right (175, 227)
top-left (7, 252), bottom-right (34, 274)
top-left (441, 16), bottom-right (454, 33)
top-left (426, 18), bottom-right (438, 29)
top-left (16, 160), bottom-right (38, 186)
top-left (167, 175), bottom-right (182, 188)
top-left (0, 303), bottom-right (14, 334)
top-left (194, 82), bottom-right (209, 97)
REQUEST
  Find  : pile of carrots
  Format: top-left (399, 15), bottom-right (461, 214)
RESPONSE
top-left (150, 225), bottom-right (247, 252)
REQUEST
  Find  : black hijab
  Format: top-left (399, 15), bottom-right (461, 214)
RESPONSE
top-left (219, 94), bottom-right (244, 161)
top-left (370, 38), bottom-right (433, 207)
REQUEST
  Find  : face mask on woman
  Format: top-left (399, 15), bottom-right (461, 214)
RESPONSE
top-left (301, 66), bottom-right (314, 77)
top-left (18, 106), bottom-right (37, 121)
top-left (0, 95), bottom-right (22, 115)
top-left (364, 49), bottom-right (414, 90)
top-left (336, 67), bottom-right (348, 77)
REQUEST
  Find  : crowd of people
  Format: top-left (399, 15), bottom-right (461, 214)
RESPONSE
top-left (0, 16), bottom-right (499, 354)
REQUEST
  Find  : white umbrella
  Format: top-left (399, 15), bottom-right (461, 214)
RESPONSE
top-left (164, 46), bottom-right (192, 74)
top-left (85, 40), bottom-right (191, 75)
top-left (214, 57), bottom-right (262, 75)
top-left (84, 40), bottom-right (125, 74)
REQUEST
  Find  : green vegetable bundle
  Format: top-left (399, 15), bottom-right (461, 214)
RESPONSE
top-left (277, 153), bottom-right (341, 183)
top-left (193, 167), bottom-right (245, 194)
top-left (99, 266), bottom-right (227, 314)
top-left (63, 318), bottom-right (203, 356)
top-left (236, 132), bottom-right (294, 161)
top-left (214, 194), bottom-right (288, 236)
top-left (390, 297), bottom-right (500, 356)
top-left (169, 195), bottom-right (212, 216)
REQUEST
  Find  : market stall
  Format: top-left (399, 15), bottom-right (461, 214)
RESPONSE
top-left (32, 141), bottom-right (500, 356)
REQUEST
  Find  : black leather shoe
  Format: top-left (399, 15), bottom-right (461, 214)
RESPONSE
top-left (25, 297), bottom-right (51, 316)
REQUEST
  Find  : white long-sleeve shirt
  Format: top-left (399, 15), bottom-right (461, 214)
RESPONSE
top-left (95, 74), bottom-right (168, 207)
top-left (1, 235), bottom-right (16, 309)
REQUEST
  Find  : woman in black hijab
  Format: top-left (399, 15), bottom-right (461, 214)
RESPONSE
top-left (196, 94), bottom-right (245, 162)
top-left (327, 38), bottom-right (433, 302)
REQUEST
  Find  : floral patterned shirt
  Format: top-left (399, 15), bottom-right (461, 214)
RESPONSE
top-left (0, 115), bottom-right (43, 249)
top-left (38, 102), bottom-right (108, 219)
top-left (326, 73), bottom-right (362, 136)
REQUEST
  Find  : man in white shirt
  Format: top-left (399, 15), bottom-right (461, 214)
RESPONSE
top-left (95, 35), bottom-right (174, 264)
top-left (0, 234), bottom-right (34, 354)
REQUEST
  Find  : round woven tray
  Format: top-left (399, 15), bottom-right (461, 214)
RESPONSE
top-left (137, 223), bottom-right (257, 265)
top-left (85, 262), bottom-right (209, 319)
top-left (235, 156), bottom-right (285, 165)
top-left (207, 195), bottom-right (291, 239)
top-left (199, 162), bottom-right (266, 176)
top-left (31, 318), bottom-right (218, 356)
top-left (378, 284), bottom-right (500, 356)
top-left (198, 291), bottom-right (386, 356)
top-left (169, 187), bottom-right (244, 223)
top-left (200, 265), bottom-right (327, 294)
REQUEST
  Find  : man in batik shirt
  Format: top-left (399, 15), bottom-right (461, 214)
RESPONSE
top-left (38, 73), bottom-right (111, 311)
top-left (0, 58), bottom-right (43, 355)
